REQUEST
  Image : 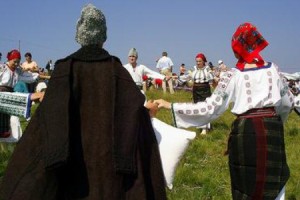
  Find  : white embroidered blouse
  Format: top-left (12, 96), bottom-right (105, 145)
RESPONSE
top-left (0, 64), bottom-right (39, 88)
top-left (171, 62), bottom-right (294, 128)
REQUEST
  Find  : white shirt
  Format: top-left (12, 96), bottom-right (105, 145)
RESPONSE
top-left (124, 63), bottom-right (165, 86)
top-left (21, 60), bottom-right (38, 72)
top-left (156, 56), bottom-right (174, 71)
top-left (0, 64), bottom-right (39, 88)
top-left (171, 63), bottom-right (294, 128)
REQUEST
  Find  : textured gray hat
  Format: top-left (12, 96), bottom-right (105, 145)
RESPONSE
top-left (75, 4), bottom-right (107, 46)
top-left (128, 48), bottom-right (138, 57)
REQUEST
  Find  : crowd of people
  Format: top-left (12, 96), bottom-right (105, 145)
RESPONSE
top-left (0, 49), bottom-right (50, 140)
top-left (0, 3), bottom-right (299, 200)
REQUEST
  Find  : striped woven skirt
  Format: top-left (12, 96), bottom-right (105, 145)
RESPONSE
top-left (228, 108), bottom-right (290, 200)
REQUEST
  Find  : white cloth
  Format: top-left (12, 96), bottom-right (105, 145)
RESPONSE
top-left (0, 116), bottom-right (23, 143)
top-left (35, 82), bottom-right (47, 92)
top-left (171, 63), bottom-right (294, 128)
top-left (281, 72), bottom-right (300, 81)
top-left (156, 56), bottom-right (174, 71)
top-left (0, 64), bottom-right (39, 88)
top-left (151, 118), bottom-right (196, 190)
top-left (124, 63), bottom-right (165, 86)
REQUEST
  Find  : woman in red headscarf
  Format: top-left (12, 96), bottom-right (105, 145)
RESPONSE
top-left (191, 53), bottom-right (214, 135)
top-left (155, 22), bottom-right (292, 199)
top-left (0, 49), bottom-right (44, 139)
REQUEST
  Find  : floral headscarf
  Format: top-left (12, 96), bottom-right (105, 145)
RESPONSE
top-left (231, 22), bottom-right (269, 70)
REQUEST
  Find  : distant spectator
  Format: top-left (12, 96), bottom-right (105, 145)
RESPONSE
top-left (21, 52), bottom-right (39, 72)
top-left (179, 63), bottom-right (186, 76)
top-left (21, 52), bottom-right (39, 92)
top-left (45, 59), bottom-right (54, 75)
top-left (156, 51), bottom-right (175, 94)
top-left (218, 60), bottom-right (229, 77)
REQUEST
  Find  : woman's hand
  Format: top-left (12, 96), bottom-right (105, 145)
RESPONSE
top-left (153, 99), bottom-right (171, 109)
top-left (145, 100), bottom-right (159, 117)
top-left (30, 92), bottom-right (45, 102)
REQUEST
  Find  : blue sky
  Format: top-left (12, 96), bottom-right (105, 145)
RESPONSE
top-left (1, 0), bottom-right (299, 73)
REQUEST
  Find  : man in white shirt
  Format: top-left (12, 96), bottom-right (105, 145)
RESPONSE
top-left (21, 52), bottom-right (39, 92)
top-left (156, 51), bottom-right (175, 94)
top-left (124, 48), bottom-right (165, 92)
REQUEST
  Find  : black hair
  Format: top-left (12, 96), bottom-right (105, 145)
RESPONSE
top-left (25, 52), bottom-right (32, 58)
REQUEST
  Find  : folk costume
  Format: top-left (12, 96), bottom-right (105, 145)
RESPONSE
top-left (0, 4), bottom-right (166, 200)
top-left (170, 23), bottom-right (293, 199)
top-left (124, 48), bottom-right (165, 91)
top-left (191, 53), bottom-right (214, 103)
top-left (0, 50), bottom-right (38, 138)
top-left (191, 53), bottom-right (214, 134)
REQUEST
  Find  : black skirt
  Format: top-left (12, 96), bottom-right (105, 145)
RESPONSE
top-left (192, 83), bottom-right (211, 103)
top-left (0, 86), bottom-right (13, 136)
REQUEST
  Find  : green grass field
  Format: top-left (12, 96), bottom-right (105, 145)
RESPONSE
top-left (0, 89), bottom-right (299, 199)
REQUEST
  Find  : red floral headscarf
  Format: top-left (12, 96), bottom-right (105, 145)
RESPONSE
top-left (7, 49), bottom-right (21, 61)
top-left (195, 53), bottom-right (207, 63)
top-left (231, 22), bottom-right (269, 70)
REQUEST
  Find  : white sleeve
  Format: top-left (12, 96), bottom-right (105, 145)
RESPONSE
top-left (171, 70), bottom-right (236, 128)
top-left (155, 60), bottom-right (161, 70)
top-left (143, 66), bottom-right (165, 80)
top-left (275, 71), bottom-right (294, 122)
top-left (179, 74), bottom-right (192, 82)
top-left (169, 58), bottom-right (174, 67)
top-left (0, 65), bottom-right (10, 85)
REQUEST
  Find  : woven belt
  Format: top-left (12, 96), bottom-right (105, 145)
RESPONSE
top-left (237, 107), bottom-right (277, 119)
top-left (193, 82), bottom-right (209, 87)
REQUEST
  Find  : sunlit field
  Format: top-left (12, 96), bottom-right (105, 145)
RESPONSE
top-left (1, 89), bottom-right (299, 199)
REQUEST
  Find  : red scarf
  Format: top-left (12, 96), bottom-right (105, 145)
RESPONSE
top-left (7, 49), bottom-right (21, 61)
top-left (195, 53), bottom-right (207, 62)
top-left (231, 23), bottom-right (268, 70)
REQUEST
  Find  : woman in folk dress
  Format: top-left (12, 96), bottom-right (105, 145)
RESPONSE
top-left (155, 22), bottom-right (293, 200)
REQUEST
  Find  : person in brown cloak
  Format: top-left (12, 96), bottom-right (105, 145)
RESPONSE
top-left (0, 4), bottom-right (166, 200)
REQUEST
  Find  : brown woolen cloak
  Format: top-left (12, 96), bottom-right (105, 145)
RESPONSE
top-left (0, 46), bottom-right (167, 200)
